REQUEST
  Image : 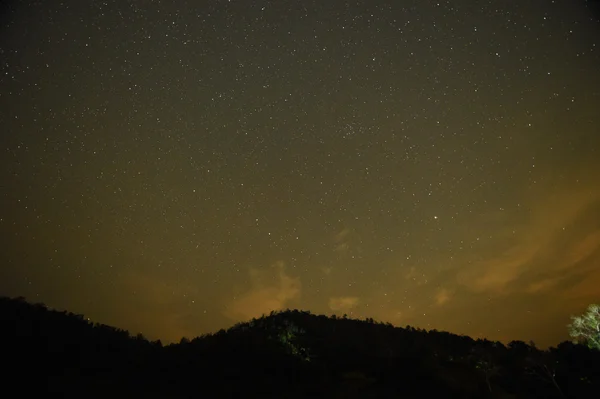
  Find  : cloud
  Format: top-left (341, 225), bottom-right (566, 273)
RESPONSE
top-left (563, 229), bottom-right (600, 267)
top-left (334, 228), bottom-right (351, 243)
top-left (329, 296), bottom-right (360, 312)
top-left (434, 288), bottom-right (451, 306)
top-left (405, 266), bottom-right (428, 286)
top-left (333, 228), bottom-right (352, 254)
top-left (101, 271), bottom-right (197, 343)
top-left (526, 277), bottom-right (560, 294)
top-left (361, 162), bottom-right (600, 348)
top-left (405, 267), bottom-right (418, 280)
top-left (225, 261), bottom-right (301, 321)
top-left (334, 242), bottom-right (350, 253)
top-left (562, 267), bottom-right (600, 301)
top-left (516, 218), bottom-right (600, 299)
top-left (457, 181), bottom-right (600, 295)
top-left (457, 244), bottom-right (538, 293)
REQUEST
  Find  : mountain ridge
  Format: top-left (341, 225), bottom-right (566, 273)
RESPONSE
top-left (2, 295), bottom-right (599, 398)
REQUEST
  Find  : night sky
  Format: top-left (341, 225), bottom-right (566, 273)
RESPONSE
top-left (1, 0), bottom-right (599, 347)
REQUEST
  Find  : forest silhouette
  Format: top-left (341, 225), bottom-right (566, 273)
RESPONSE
top-left (2, 296), bottom-right (599, 398)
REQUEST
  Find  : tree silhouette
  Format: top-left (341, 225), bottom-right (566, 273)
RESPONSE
top-left (2, 296), bottom-right (600, 398)
top-left (525, 350), bottom-right (566, 398)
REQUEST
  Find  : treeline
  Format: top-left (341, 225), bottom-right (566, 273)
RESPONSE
top-left (1, 296), bottom-right (599, 398)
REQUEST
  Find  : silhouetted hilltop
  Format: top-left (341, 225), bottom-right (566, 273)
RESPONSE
top-left (2, 296), bottom-right (599, 398)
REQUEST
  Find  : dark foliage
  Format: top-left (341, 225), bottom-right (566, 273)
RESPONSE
top-left (1, 296), bottom-right (599, 398)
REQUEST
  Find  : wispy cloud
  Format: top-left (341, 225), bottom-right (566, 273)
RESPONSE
top-left (334, 228), bottom-right (351, 243)
top-left (457, 181), bottom-right (600, 295)
top-left (434, 288), bottom-right (451, 306)
top-left (457, 243), bottom-right (538, 293)
top-left (225, 261), bottom-right (301, 321)
top-left (525, 277), bottom-right (560, 294)
top-left (106, 271), bottom-right (197, 343)
top-left (333, 228), bottom-right (352, 254)
top-left (563, 229), bottom-right (600, 267)
top-left (329, 296), bottom-right (360, 312)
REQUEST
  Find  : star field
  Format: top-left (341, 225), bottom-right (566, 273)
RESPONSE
top-left (1, 0), bottom-right (599, 346)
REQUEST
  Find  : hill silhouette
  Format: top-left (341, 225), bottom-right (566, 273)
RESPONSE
top-left (1, 296), bottom-right (599, 398)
